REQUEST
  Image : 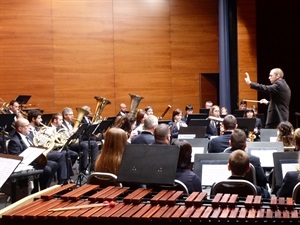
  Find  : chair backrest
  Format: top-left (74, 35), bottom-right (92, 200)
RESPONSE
top-left (292, 182), bottom-right (300, 204)
top-left (211, 179), bottom-right (257, 197)
top-left (147, 179), bottom-right (189, 197)
top-left (174, 179), bottom-right (189, 196)
top-left (244, 163), bottom-right (257, 185)
top-left (87, 172), bottom-right (122, 188)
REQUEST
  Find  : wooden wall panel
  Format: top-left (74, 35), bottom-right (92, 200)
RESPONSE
top-left (237, 1), bottom-right (258, 108)
top-left (0, 0), bottom-right (221, 120)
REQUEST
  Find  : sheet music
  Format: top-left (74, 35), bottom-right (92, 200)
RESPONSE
top-left (191, 147), bottom-right (204, 162)
top-left (19, 147), bottom-right (46, 166)
top-left (250, 150), bottom-right (277, 167)
top-left (201, 164), bottom-right (231, 186)
top-left (0, 154), bottom-right (22, 188)
top-left (281, 163), bottom-right (299, 178)
top-left (178, 134), bottom-right (195, 139)
top-left (270, 137), bottom-right (277, 142)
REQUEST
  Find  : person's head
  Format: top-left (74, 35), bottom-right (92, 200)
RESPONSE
top-left (15, 118), bottom-right (30, 136)
top-left (245, 108), bottom-right (255, 118)
top-left (136, 110), bottom-right (146, 126)
top-left (269, 68), bottom-right (284, 84)
top-left (277, 121), bottom-right (294, 147)
top-left (185, 105), bottom-right (193, 115)
top-left (51, 113), bottom-right (63, 127)
top-left (9, 100), bottom-right (20, 113)
top-left (81, 105), bottom-right (92, 117)
top-left (120, 103), bottom-right (127, 113)
top-left (113, 114), bottom-right (136, 134)
top-left (205, 101), bottom-right (213, 109)
top-left (230, 129), bottom-right (247, 151)
top-left (223, 114), bottom-right (237, 131)
top-left (154, 123), bottom-right (171, 144)
top-left (239, 101), bottom-right (247, 110)
top-left (95, 127), bottom-right (128, 174)
top-left (220, 107), bottom-right (228, 115)
top-left (228, 150), bottom-right (250, 176)
top-left (172, 139), bottom-right (192, 169)
top-left (209, 105), bottom-right (220, 117)
top-left (143, 115), bottom-right (158, 132)
top-left (172, 108), bottom-right (183, 122)
top-left (62, 107), bottom-right (74, 122)
top-left (294, 128), bottom-right (300, 150)
top-left (144, 106), bottom-right (154, 115)
top-left (27, 109), bottom-right (43, 126)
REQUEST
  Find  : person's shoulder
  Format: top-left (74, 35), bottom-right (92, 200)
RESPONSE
top-left (285, 170), bottom-right (299, 179)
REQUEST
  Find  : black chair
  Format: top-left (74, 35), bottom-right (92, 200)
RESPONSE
top-left (210, 179), bottom-right (257, 197)
top-left (87, 172), bottom-right (122, 188)
top-left (292, 182), bottom-right (300, 204)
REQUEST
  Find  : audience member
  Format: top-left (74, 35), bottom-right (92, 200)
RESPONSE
top-left (131, 115), bottom-right (158, 144)
top-left (172, 140), bottom-right (202, 193)
top-left (277, 121), bottom-right (295, 147)
top-left (223, 129), bottom-right (268, 188)
top-left (208, 114), bottom-right (237, 153)
top-left (168, 108), bottom-right (187, 139)
top-left (228, 150), bottom-right (270, 198)
top-left (153, 123), bottom-right (171, 145)
top-left (276, 128), bottom-right (300, 197)
top-left (94, 127), bottom-right (128, 174)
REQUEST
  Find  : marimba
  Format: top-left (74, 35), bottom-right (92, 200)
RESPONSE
top-left (1, 183), bottom-right (300, 225)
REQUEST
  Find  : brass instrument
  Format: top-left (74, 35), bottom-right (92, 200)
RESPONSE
top-left (74, 107), bottom-right (89, 129)
top-left (128, 94), bottom-right (144, 117)
top-left (158, 105), bottom-right (171, 120)
top-left (0, 98), bottom-right (9, 114)
top-left (248, 131), bottom-right (256, 142)
top-left (91, 96), bottom-right (111, 124)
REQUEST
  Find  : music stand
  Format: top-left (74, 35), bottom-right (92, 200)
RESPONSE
top-left (199, 108), bottom-right (210, 115)
top-left (236, 118), bottom-right (256, 134)
top-left (15, 95), bottom-right (31, 105)
top-left (234, 109), bottom-right (245, 117)
top-left (186, 113), bottom-right (207, 125)
top-left (158, 120), bottom-right (171, 125)
top-left (41, 114), bottom-right (53, 126)
top-left (187, 119), bottom-right (210, 127)
top-left (178, 126), bottom-right (206, 138)
top-left (92, 120), bottom-right (114, 135)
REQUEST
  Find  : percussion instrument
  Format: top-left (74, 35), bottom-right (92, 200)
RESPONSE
top-left (1, 184), bottom-right (300, 225)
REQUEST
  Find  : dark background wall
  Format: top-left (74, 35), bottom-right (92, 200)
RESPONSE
top-left (257, 0), bottom-right (300, 126)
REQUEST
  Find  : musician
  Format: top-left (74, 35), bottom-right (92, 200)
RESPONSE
top-left (276, 121), bottom-right (295, 147)
top-left (245, 68), bottom-right (291, 128)
top-left (244, 107), bottom-right (262, 141)
top-left (81, 105), bottom-right (92, 124)
top-left (228, 150), bottom-right (270, 198)
top-left (61, 108), bottom-right (99, 173)
top-left (208, 114), bottom-right (237, 153)
top-left (276, 128), bottom-right (300, 197)
top-left (94, 127), bottom-right (128, 174)
top-left (168, 109), bottom-right (187, 139)
top-left (131, 115), bottom-right (158, 144)
top-left (205, 100), bottom-right (213, 109)
top-left (172, 139), bottom-right (202, 193)
top-left (223, 129), bottom-right (268, 188)
top-left (144, 106), bottom-right (154, 115)
top-left (132, 110), bottom-right (146, 134)
top-left (28, 110), bottom-right (74, 185)
top-left (153, 123), bottom-right (171, 145)
top-left (239, 100), bottom-right (247, 110)
top-left (206, 105), bottom-right (221, 138)
top-left (112, 114), bottom-right (136, 143)
top-left (220, 106), bottom-right (228, 116)
top-left (7, 118), bottom-right (58, 190)
top-left (116, 103), bottom-right (128, 117)
top-left (182, 105), bottom-right (193, 123)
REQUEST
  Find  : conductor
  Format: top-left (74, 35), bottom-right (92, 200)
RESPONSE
top-left (244, 68), bottom-right (291, 128)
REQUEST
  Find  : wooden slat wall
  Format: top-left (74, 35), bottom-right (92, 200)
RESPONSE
top-left (0, 0), bottom-right (256, 119)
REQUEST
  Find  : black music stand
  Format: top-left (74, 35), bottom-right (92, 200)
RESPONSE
top-left (15, 95), bottom-right (31, 105)
top-left (41, 114), bottom-right (53, 126)
top-left (186, 113), bottom-right (207, 125)
top-left (0, 114), bottom-right (15, 153)
top-left (236, 118), bottom-right (256, 135)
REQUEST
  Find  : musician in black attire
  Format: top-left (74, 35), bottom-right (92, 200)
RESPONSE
top-left (153, 123), bottom-right (171, 145)
top-left (7, 118), bottom-right (58, 190)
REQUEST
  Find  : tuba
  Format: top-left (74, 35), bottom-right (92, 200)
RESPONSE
top-left (128, 94), bottom-right (144, 117)
top-left (92, 96), bottom-right (111, 124)
top-left (74, 107), bottom-right (89, 129)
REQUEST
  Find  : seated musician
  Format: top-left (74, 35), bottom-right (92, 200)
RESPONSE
top-left (153, 123), bottom-right (171, 145)
top-left (228, 150), bottom-right (270, 198)
top-left (144, 106), bottom-right (154, 115)
top-left (276, 121), bottom-right (295, 148)
top-left (182, 105), bottom-right (193, 123)
top-left (208, 114), bottom-right (237, 153)
top-left (244, 107), bottom-right (262, 141)
top-left (28, 110), bottom-right (76, 185)
top-left (168, 108), bottom-right (187, 139)
top-left (7, 118), bottom-right (58, 190)
top-left (206, 105), bottom-right (222, 138)
top-left (112, 114), bottom-right (136, 143)
top-left (172, 139), bottom-right (202, 193)
top-left (60, 108), bottom-right (100, 173)
top-left (131, 115), bottom-right (158, 144)
top-left (276, 128), bottom-right (300, 197)
top-left (224, 129), bottom-right (268, 188)
top-left (94, 127), bottom-right (128, 174)
top-left (116, 103), bottom-right (128, 117)
top-left (132, 110), bottom-right (146, 134)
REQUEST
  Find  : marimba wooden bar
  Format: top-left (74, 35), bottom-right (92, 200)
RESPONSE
top-left (1, 184), bottom-right (300, 225)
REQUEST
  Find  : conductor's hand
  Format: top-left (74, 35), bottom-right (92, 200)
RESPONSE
top-left (259, 99), bottom-right (269, 105)
top-left (244, 72), bottom-right (251, 85)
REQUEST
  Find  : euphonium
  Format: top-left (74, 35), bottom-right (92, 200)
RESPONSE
top-left (128, 94), bottom-right (144, 117)
top-left (74, 107), bottom-right (89, 129)
top-left (92, 96), bottom-right (111, 124)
